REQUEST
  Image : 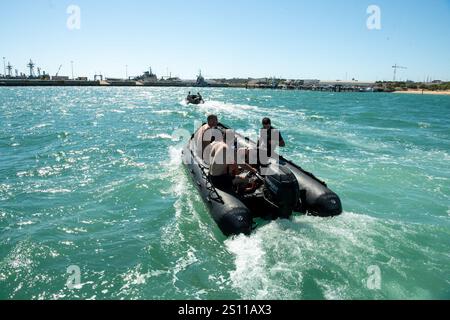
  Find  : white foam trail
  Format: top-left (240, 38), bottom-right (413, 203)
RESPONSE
top-left (33, 188), bottom-right (72, 194)
top-left (224, 212), bottom-right (415, 300)
top-left (160, 144), bottom-right (213, 246)
top-left (171, 246), bottom-right (198, 286)
top-left (195, 100), bottom-right (262, 118)
top-left (225, 234), bottom-right (271, 299)
top-left (120, 264), bottom-right (168, 297)
top-left (138, 133), bottom-right (176, 141)
top-left (166, 146), bottom-right (183, 169)
top-left (29, 123), bottom-right (51, 131)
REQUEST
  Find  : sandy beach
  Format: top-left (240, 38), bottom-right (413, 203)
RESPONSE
top-left (394, 90), bottom-right (450, 96)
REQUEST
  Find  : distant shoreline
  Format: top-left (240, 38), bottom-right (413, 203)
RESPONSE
top-left (0, 80), bottom-right (384, 93)
top-left (2, 80), bottom-right (450, 95)
top-left (0, 79), bottom-right (222, 88)
top-left (393, 90), bottom-right (450, 96)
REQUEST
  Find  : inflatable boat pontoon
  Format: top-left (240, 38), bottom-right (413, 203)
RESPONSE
top-left (182, 124), bottom-right (342, 236)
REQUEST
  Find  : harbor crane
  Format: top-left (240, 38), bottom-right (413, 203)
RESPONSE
top-left (27, 59), bottom-right (35, 78)
top-left (6, 62), bottom-right (13, 77)
top-left (392, 64), bottom-right (407, 82)
top-left (55, 65), bottom-right (63, 77)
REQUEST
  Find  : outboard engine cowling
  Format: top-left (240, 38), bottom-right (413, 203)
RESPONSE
top-left (263, 164), bottom-right (300, 219)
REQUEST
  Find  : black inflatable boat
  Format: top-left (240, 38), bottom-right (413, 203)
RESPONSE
top-left (182, 124), bottom-right (342, 236)
top-left (186, 94), bottom-right (204, 105)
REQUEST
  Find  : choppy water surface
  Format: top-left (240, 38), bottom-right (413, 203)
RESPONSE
top-left (0, 87), bottom-right (449, 299)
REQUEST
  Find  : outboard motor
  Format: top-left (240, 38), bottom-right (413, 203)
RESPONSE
top-left (263, 164), bottom-right (300, 219)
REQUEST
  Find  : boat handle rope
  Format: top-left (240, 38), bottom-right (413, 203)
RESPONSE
top-left (191, 150), bottom-right (224, 205)
top-left (200, 166), bottom-right (224, 205)
top-left (262, 190), bottom-right (280, 210)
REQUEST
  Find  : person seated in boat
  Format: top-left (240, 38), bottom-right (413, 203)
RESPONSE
top-left (233, 148), bottom-right (261, 194)
top-left (187, 91), bottom-right (198, 103)
top-left (208, 129), bottom-right (237, 191)
top-left (194, 114), bottom-right (219, 159)
top-left (208, 132), bottom-right (259, 193)
top-left (258, 117), bottom-right (286, 160)
top-left (197, 92), bottom-right (204, 103)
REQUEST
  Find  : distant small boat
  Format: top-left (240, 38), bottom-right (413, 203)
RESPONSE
top-left (186, 93), bottom-right (205, 105)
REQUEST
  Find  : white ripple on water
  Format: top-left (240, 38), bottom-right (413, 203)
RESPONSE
top-left (153, 109), bottom-right (188, 117)
top-left (171, 247), bottom-right (199, 286)
top-left (36, 165), bottom-right (68, 177)
top-left (225, 233), bottom-right (271, 299)
top-left (158, 145), bottom-right (220, 294)
top-left (159, 145), bottom-right (193, 243)
top-left (137, 133), bottom-right (177, 141)
top-left (119, 264), bottom-right (168, 297)
top-left (160, 145), bottom-right (210, 235)
top-left (0, 241), bottom-right (60, 299)
top-left (33, 188), bottom-right (72, 194)
top-left (194, 100), bottom-right (261, 118)
top-left (111, 109), bottom-right (126, 114)
top-left (58, 227), bottom-right (88, 234)
top-left (225, 212), bottom-right (444, 300)
top-left (0, 184), bottom-right (13, 200)
top-left (17, 220), bottom-right (35, 226)
top-left (28, 123), bottom-right (52, 131)
top-left (290, 124), bottom-right (393, 152)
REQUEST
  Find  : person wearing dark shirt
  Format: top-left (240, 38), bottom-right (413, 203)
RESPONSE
top-left (258, 117), bottom-right (285, 159)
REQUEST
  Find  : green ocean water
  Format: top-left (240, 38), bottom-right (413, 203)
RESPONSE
top-left (0, 87), bottom-right (449, 300)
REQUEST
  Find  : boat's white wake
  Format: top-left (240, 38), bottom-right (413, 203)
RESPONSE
top-left (225, 211), bottom-right (440, 300)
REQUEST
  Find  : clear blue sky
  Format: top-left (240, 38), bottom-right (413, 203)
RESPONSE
top-left (1, 0), bottom-right (449, 81)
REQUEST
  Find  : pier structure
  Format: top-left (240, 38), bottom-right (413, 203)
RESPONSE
top-left (0, 58), bottom-right (415, 92)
